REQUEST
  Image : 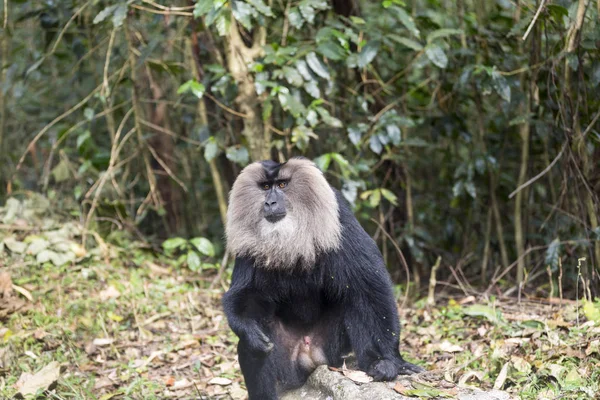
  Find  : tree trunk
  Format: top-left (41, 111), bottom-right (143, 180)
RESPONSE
top-left (226, 22), bottom-right (270, 161)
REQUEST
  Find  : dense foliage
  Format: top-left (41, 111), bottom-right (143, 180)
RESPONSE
top-left (1, 0), bottom-right (599, 296)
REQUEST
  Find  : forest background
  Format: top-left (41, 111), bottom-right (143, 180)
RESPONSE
top-left (1, 0), bottom-right (600, 399)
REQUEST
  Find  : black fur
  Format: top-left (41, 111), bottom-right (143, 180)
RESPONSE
top-left (223, 190), bottom-right (421, 400)
top-left (261, 160), bottom-right (285, 181)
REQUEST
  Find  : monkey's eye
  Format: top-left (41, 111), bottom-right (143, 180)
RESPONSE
top-left (262, 184), bottom-right (271, 190)
top-left (278, 181), bottom-right (287, 189)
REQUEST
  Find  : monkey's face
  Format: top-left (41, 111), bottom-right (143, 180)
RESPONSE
top-left (260, 180), bottom-right (288, 223)
top-left (226, 158), bottom-right (341, 269)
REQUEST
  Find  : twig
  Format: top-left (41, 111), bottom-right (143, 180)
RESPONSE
top-left (204, 92), bottom-right (249, 118)
top-left (427, 256), bottom-right (442, 306)
top-left (130, 3), bottom-right (193, 16)
top-left (370, 218), bottom-right (411, 310)
top-left (140, 119), bottom-right (203, 145)
top-left (141, 0), bottom-right (194, 11)
top-left (146, 142), bottom-right (188, 191)
top-left (509, 107), bottom-right (600, 199)
top-left (83, 109), bottom-right (135, 244)
top-left (522, 0), bottom-right (546, 41)
top-left (509, 142), bottom-right (566, 199)
top-left (13, 68), bottom-right (125, 174)
top-left (209, 251), bottom-right (229, 290)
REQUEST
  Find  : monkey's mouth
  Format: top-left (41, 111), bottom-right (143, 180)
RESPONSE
top-left (265, 212), bottom-right (286, 223)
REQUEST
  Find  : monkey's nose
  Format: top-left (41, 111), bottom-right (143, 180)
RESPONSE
top-left (265, 200), bottom-right (277, 207)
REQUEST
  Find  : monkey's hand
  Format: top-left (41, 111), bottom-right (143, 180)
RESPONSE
top-left (244, 325), bottom-right (274, 354)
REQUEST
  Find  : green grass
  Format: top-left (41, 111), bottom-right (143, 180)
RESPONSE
top-left (1, 245), bottom-right (599, 399)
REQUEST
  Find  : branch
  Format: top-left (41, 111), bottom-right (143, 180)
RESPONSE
top-left (522, 0), bottom-right (546, 41)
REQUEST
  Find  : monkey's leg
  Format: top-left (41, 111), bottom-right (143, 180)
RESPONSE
top-left (319, 313), bottom-right (351, 367)
top-left (238, 341), bottom-right (278, 400)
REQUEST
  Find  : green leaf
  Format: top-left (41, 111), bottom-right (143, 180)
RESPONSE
top-left (231, 1), bottom-right (254, 30)
top-left (390, 6), bottom-right (420, 37)
top-left (426, 28), bottom-right (463, 43)
top-left (317, 41), bottom-right (346, 61)
top-left (162, 237), bottom-right (188, 251)
top-left (463, 304), bottom-right (502, 323)
top-left (350, 16), bottom-right (365, 24)
top-left (347, 124), bottom-right (366, 146)
top-left (582, 300), bottom-right (600, 324)
top-left (187, 251), bottom-right (202, 271)
top-left (194, 0), bottom-right (214, 17)
top-left (389, 34), bottom-right (423, 51)
top-left (299, 3), bottom-right (315, 24)
top-left (262, 98), bottom-right (273, 121)
top-left (316, 107), bottom-right (342, 128)
top-left (226, 146), bottom-right (250, 166)
top-left (295, 60), bottom-right (313, 81)
top-left (380, 188), bottom-right (398, 206)
top-left (291, 126), bottom-right (317, 150)
top-left (247, 0), bottom-right (273, 16)
top-left (282, 66), bottom-right (304, 87)
top-left (358, 41), bottom-right (379, 68)
top-left (491, 70), bottom-right (511, 102)
top-left (51, 159), bottom-right (71, 183)
top-left (464, 181), bottom-right (476, 198)
top-left (215, 12), bottom-right (230, 36)
top-left (545, 238), bottom-right (560, 269)
top-left (369, 135), bottom-right (382, 154)
top-left (330, 153), bottom-right (349, 169)
top-left (190, 237), bottom-right (215, 257)
top-left (84, 108), bottom-right (95, 121)
top-left (177, 80), bottom-right (206, 99)
top-left (204, 138), bottom-right (219, 162)
top-left (278, 92), bottom-right (306, 117)
top-left (306, 52), bottom-right (330, 79)
top-left (386, 124), bottom-right (401, 145)
top-left (425, 44), bottom-right (448, 69)
top-left (313, 153), bottom-right (332, 172)
top-left (288, 7), bottom-right (304, 28)
top-left (111, 4), bottom-right (128, 27)
top-left (304, 80), bottom-right (320, 98)
top-left (369, 189), bottom-right (381, 208)
top-left (77, 130), bottom-right (91, 150)
top-left (93, 5), bottom-right (117, 24)
top-left (546, 4), bottom-right (568, 24)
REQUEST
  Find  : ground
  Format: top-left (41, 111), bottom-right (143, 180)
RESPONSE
top-left (1, 200), bottom-right (599, 399)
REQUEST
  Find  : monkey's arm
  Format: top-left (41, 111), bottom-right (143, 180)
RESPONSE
top-left (222, 257), bottom-right (275, 353)
top-left (332, 191), bottom-right (422, 379)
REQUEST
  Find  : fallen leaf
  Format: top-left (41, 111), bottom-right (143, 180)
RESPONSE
top-left (0, 272), bottom-right (13, 297)
top-left (208, 377), bottom-right (232, 386)
top-left (494, 362), bottom-right (509, 389)
top-left (342, 369), bottom-right (373, 384)
top-left (173, 378), bottom-right (193, 390)
top-left (12, 284), bottom-right (33, 302)
top-left (93, 338), bottom-right (114, 346)
top-left (16, 361), bottom-right (61, 396)
top-left (458, 370), bottom-right (484, 385)
top-left (438, 340), bottom-right (464, 353)
top-left (99, 285), bottom-right (120, 301)
top-left (94, 377), bottom-right (116, 390)
top-left (165, 376), bottom-right (175, 386)
top-left (3, 237), bottom-right (27, 254)
top-left (394, 382), bottom-right (409, 394)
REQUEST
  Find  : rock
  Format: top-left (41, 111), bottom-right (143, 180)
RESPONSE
top-left (282, 366), bottom-right (514, 400)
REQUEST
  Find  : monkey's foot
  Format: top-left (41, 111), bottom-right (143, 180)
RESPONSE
top-left (397, 358), bottom-right (424, 375)
top-left (367, 359), bottom-right (398, 381)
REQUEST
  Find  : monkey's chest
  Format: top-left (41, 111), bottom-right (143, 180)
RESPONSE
top-left (257, 269), bottom-right (329, 327)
